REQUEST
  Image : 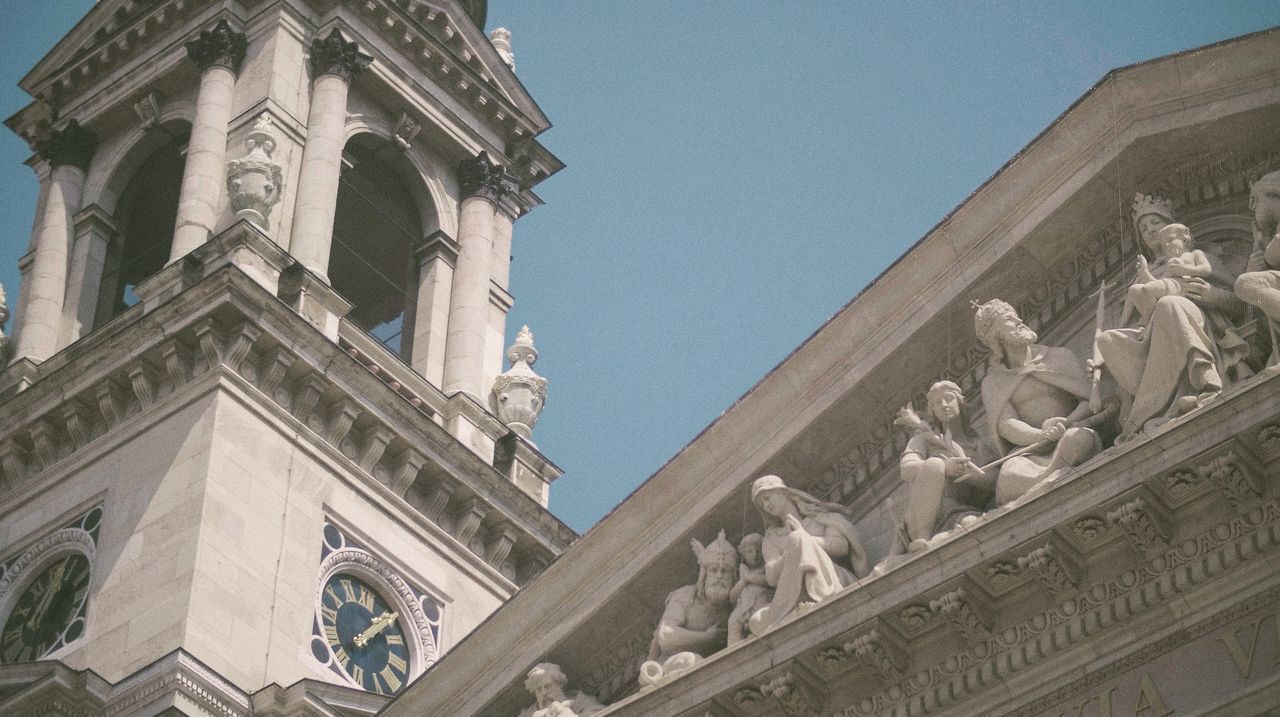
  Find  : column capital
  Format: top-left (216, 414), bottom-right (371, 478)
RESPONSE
top-left (459, 151), bottom-right (517, 202)
top-left (309, 29), bottom-right (373, 83)
top-left (36, 120), bottom-right (96, 171)
top-left (185, 19), bottom-right (248, 74)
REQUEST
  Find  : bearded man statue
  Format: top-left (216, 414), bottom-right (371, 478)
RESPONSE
top-left (639, 530), bottom-right (738, 689)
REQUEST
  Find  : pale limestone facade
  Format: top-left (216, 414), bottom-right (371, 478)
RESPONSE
top-left (390, 28), bottom-right (1280, 717)
top-left (0, 1), bottom-right (569, 714)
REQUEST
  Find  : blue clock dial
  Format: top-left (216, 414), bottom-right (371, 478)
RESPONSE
top-left (1, 554), bottom-right (91, 663)
top-left (319, 573), bottom-right (411, 695)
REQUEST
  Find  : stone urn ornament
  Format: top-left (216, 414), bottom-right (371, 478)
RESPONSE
top-left (492, 326), bottom-right (547, 439)
top-left (226, 113), bottom-right (284, 229)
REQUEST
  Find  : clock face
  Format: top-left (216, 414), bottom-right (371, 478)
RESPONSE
top-left (319, 573), bottom-right (411, 695)
top-left (1, 554), bottom-right (91, 664)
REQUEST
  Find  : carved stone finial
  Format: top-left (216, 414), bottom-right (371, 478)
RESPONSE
top-left (37, 120), bottom-right (97, 171)
top-left (309, 29), bottom-right (373, 82)
top-left (459, 151), bottom-right (518, 202)
top-left (226, 114), bottom-right (285, 229)
top-left (490, 27), bottom-right (515, 70)
top-left (185, 19), bottom-right (248, 73)
top-left (492, 326), bottom-right (547, 438)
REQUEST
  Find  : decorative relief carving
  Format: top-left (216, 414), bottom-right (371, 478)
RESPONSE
top-left (0, 284), bottom-right (12, 367)
top-left (392, 111), bottom-right (421, 151)
top-left (984, 560), bottom-right (1021, 588)
top-left (1256, 424), bottom-right (1280, 456)
top-left (1195, 446), bottom-right (1263, 510)
top-left (828, 500), bottom-right (1280, 717)
top-left (133, 92), bottom-right (163, 130)
top-left (1070, 516), bottom-right (1108, 542)
top-left (846, 628), bottom-right (909, 682)
top-left (928, 587), bottom-right (993, 645)
top-left (37, 120), bottom-right (97, 171)
top-left (1106, 497), bottom-right (1171, 558)
top-left (459, 151), bottom-right (518, 202)
top-left (309, 28), bottom-right (373, 82)
top-left (184, 19), bottom-right (248, 73)
top-left (1015, 543), bottom-right (1082, 601)
top-left (758, 671), bottom-right (823, 717)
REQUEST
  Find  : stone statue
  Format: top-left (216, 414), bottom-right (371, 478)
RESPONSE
top-left (747, 475), bottom-right (868, 637)
top-left (518, 662), bottom-right (604, 717)
top-left (895, 381), bottom-right (994, 550)
top-left (974, 300), bottom-right (1102, 505)
top-left (639, 530), bottom-right (737, 689)
top-left (1096, 193), bottom-right (1249, 442)
top-left (726, 533), bottom-right (772, 645)
top-left (1235, 170), bottom-right (1280, 367)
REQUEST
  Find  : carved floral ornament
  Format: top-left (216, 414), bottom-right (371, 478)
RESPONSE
top-left (184, 19), bottom-right (248, 74)
top-left (309, 28), bottom-right (373, 83)
top-left (459, 151), bottom-right (518, 202)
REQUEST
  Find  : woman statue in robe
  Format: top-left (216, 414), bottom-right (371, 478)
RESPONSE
top-left (747, 475), bottom-right (868, 636)
top-left (1095, 193), bottom-right (1249, 443)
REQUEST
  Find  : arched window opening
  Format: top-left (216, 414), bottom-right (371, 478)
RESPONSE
top-left (95, 132), bottom-right (187, 328)
top-left (329, 135), bottom-right (425, 356)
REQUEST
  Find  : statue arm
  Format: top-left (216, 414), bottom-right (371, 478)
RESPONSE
top-left (655, 590), bottom-right (722, 654)
top-left (997, 409), bottom-right (1046, 448)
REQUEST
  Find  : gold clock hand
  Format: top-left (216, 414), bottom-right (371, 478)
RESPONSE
top-left (25, 560), bottom-right (67, 631)
top-left (353, 611), bottom-right (399, 648)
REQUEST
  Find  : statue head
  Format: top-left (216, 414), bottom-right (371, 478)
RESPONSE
top-left (737, 532), bottom-right (763, 568)
top-left (1251, 171), bottom-right (1280, 240)
top-left (691, 529), bottom-right (738, 604)
top-left (925, 380), bottom-right (964, 424)
top-left (973, 299), bottom-right (1035, 364)
top-left (1153, 223), bottom-right (1194, 259)
top-left (1131, 193), bottom-right (1176, 254)
top-left (524, 662), bottom-right (568, 708)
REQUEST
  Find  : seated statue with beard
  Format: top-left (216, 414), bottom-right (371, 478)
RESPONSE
top-left (974, 300), bottom-right (1104, 505)
top-left (639, 530), bottom-right (738, 690)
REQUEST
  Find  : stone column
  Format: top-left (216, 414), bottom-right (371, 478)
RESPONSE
top-left (484, 203), bottom-right (517, 391)
top-left (288, 29), bottom-right (371, 282)
top-left (15, 121), bottom-right (95, 363)
top-left (442, 153), bottom-right (516, 399)
top-left (11, 160), bottom-right (52, 346)
top-left (408, 231), bottom-right (459, 387)
top-left (169, 19), bottom-right (247, 262)
top-left (59, 205), bottom-right (117, 347)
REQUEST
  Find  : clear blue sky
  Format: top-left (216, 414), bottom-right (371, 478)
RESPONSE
top-left (0, 3), bottom-right (1275, 532)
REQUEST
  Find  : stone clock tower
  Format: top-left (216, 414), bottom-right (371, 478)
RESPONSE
top-left (0, 1), bottom-right (569, 714)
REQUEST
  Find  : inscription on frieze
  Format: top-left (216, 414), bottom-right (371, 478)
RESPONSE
top-left (1031, 600), bottom-right (1280, 717)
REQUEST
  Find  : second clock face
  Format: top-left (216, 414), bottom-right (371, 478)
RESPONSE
top-left (1, 554), bottom-right (91, 664)
top-left (319, 573), bottom-right (411, 695)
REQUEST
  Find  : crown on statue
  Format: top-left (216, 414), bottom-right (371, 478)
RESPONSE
top-left (692, 529), bottom-right (738, 568)
top-left (972, 298), bottom-right (1018, 345)
top-left (1131, 192), bottom-right (1174, 224)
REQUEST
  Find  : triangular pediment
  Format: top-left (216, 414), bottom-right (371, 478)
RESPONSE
top-left (385, 26), bottom-right (1280, 717)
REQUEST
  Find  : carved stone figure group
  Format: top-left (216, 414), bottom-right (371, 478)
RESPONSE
top-left (520, 179), bottom-right (1280, 713)
top-left (636, 475), bottom-right (867, 689)
top-left (896, 183), bottom-right (1280, 548)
